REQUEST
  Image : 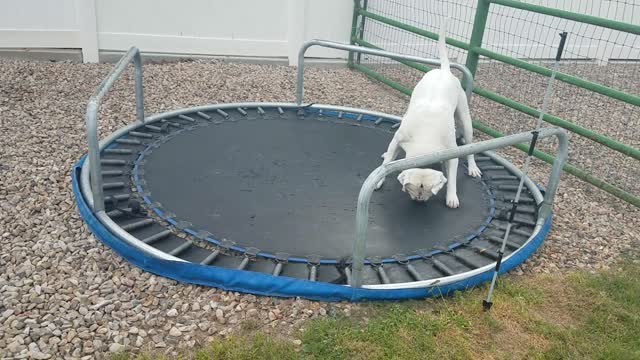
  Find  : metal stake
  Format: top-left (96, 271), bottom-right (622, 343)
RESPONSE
top-left (483, 31), bottom-right (568, 311)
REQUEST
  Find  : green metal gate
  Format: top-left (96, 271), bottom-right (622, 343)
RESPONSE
top-left (348, 0), bottom-right (640, 207)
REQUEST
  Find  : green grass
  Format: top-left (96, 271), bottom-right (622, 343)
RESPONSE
top-left (116, 261), bottom-right (640, 360)
top-left (540, 263), bottom-right (640, 359)
top-left (195, 334), bottom-right (298, 360)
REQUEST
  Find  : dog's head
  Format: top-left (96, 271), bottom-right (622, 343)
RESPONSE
top-left (397, 168), bottom-right (447, 202)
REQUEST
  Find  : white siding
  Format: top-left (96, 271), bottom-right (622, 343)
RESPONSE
top-left (0, 0), bottom-right (637, 63)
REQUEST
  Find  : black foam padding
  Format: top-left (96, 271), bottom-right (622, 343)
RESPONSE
top-left (141, 113), bottom-right (491, 260)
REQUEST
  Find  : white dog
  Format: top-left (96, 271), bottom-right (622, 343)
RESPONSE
top-left (375, 19), bottom-right (482, 208)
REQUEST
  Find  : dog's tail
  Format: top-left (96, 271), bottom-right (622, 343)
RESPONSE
top-left (438, 17), bottom-right (450, 73)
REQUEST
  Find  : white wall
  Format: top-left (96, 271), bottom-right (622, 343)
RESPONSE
top-left (0, 0), bottom-right (98, 61)
top-left (0, 0), bottom-right (80, 48)
top-left (0, 0), bottom-right (636, 64)
top-left (0, 0), bottom-right (353, 64)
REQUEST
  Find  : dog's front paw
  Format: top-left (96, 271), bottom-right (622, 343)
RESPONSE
top-left (468, 163), bottom-right (482, 178)
top-left (374, 178), bottom-right (385, 190)
top-left (446, 194), bottom-right (460, 208)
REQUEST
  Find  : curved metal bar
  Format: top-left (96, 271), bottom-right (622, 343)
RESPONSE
top-left (351, 128), bottom-right (569, 288)
top-left (85, 46), bottom-right (144, 212)
top-left (296, 39), bottom-right (474, 105)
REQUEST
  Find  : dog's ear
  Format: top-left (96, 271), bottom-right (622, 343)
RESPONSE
top-left (397, 170), bottom-right (409, 191)
top-left (431, 173), bottom-right (447, 195)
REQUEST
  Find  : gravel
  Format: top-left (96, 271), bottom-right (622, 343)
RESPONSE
top-left (0, 57), bottom-right (638, 358)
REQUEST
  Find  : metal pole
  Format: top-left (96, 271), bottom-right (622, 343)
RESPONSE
top-left (355, 0), bottom-right (369, 65)
top-left (297, 40), bottom-right (474, 105)
top-left (134, 52), bottom-right (145, 123)
top-left (85, 101), bottom-right (104, 212)
top-left (347, 0), bottom-right (361, 68)
top-left (84, 47), bottom-right (145, 211)
top-left (483, 32), bottom-right (568, 311)
top-left (466, 0), bottom-right (491, 77)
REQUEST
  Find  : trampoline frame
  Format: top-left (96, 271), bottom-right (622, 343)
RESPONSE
top-left (79, 41), bottom-right (568, 293)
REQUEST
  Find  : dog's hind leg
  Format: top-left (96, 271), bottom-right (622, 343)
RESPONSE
top-left (455, 87), bottom-right (482, 178)
top-left (445, 158), bottom-right (460, 208)
top-left (375, 135), bottom-right (401, 190)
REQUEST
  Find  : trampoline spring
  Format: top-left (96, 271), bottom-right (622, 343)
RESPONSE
top-left (141, 230), bottom-right (172, 244)
top-left (497, 196), bottom-right (535, 204)
top-left (104, 194), bottom-right (130, 203)
top-left (237, 257), bottom-right (250, 270)
top-left (490, 175), bottom-right (518, 180)
top-left (338, 111), bottom-right (343, 119)
top-left (356, 114), bottom-right (363, 121)
top-left (101, 170), bottom-right (124, 177)
top-left (104, 148), bottom-right (133, 155)
top-left (495, 209), bottom-right (536, 225)
top-left (272, 262), bottom-right (283, 276)
top-left (511, 217), bottom-right (536, 227)
top-left (121, 218), bottom-right (154, 231)
top-left (144, 124), bottom-right (163, 132)
top-left (406, 264), bottom-right (423, 281)
top-left (432, 257), bottom-right (455, 276)
top-left (257, 107), bottom-right (265, 115)
top-left (484, 235), bottom-right (520, 249)
top-left (161, 120), bottom-right (182, 128)
top-left (129, 131), bottom-right (153, 139)
top-left (116, 138), bottom-right (142, 145)
top-left (216, 109), bottom-right (229, 118)
top-left (237, 108), bottom-right (247, 116)
top-left (278, 107), bottom-right (285, 115)
top-left (498, 184), bottom-right (520, 191)
top-left (308, 265), bottom-right (318, 282)
top-left (101, 159), bottom-right (127, 166)
top-left (454, 254), bottom-right (485, 270)
top-left (514, 207), bottom-right (536, 215)
top-left (168, 241), bottom-right (192, 256)
top-left (475, 156), bottom-right (491, 162)
top-left (178, 114), bottom-right (196, 123)
top-left (102, 182), bottom-right (126, 190)
top-left (474, 247), bottom-right (500, 261)
top-left (374, 117), bottom-right (384, 125)
top-left (106, 208), bottom-right (128, 218)
top-left (489, 224), bottom-right (532, 238)
top-left (391, 122), bottom-right (400, 129)
top-left (196, 111), bottom-right (212, 120)
top-left (480, 165), bottom-right (505, 171)
top-left (376, 266), bottom-right (390, 284)
top-left (200, 250), bottom-right (220, 265)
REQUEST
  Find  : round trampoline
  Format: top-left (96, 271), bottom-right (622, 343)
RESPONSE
top-left (72, 42), bottom-right (567, 301)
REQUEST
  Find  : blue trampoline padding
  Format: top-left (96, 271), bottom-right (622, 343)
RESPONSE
top-left (72, 156), bottom-right (552, 302)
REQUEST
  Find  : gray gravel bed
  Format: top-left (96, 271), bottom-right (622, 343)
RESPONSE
top-left (0, 58), bottom-right (637, 358)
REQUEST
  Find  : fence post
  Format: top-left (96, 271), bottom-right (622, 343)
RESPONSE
top-left (348, 0), bottom-right (361, 68)
top-left (287, 0), bottom-right (307, 66)
top-left (76, 0), bottom-right (99, 63)
top-left (355, 0), bottom-right (369, 65)
top-left (466, 0), bottom-right (491, 76)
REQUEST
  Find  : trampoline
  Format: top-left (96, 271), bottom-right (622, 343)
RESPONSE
top-left (72, 41), bottom-right (568, 301)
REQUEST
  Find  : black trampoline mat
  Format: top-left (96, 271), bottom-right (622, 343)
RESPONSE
top-left (139, 114), bottom-right (491, 260)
